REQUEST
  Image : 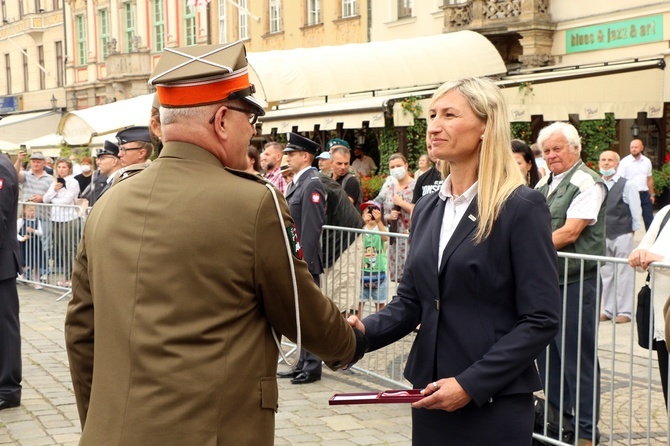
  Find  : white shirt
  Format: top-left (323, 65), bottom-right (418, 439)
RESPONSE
top-left (42, 175), bottom-right (81, 222)
top-left (548, 163), bottom-right (606, 225)
top-left (352, 156), bottom-right (377, 177)
top-left (437, 176), bottom-right (478, 269)
top-left (618, 154), bottom-right (652, 191)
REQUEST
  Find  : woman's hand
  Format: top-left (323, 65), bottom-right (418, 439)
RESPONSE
top-left (54, 182), bottom-right (63, 192)
top-left (387, 210), bottom-right (399, 221)
top-left (392, 194), bottom-right (404, 207)
top-left (629, 249), bottom-right (663, 270)
top-left (412, 378), bottom-right (472, 412)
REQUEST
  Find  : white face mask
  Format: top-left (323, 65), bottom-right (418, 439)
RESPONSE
top-left (599, 167), bottom-right (615, 177)
top-left (81, 165), bottom-right (92, 173)
top-left (390, 166), bottom-right (406, 180)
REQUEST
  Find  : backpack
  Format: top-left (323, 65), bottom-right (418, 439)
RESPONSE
top-left (318, 172), bottom-right (363, 268)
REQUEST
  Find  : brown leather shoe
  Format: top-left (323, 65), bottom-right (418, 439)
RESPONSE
top-left (615, 315), bottom-right (631, 324)
top-left (577, 439), bottom-right (593, 446)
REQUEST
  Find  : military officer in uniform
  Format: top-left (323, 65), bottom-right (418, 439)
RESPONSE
top-left (87, 140), bottom-right (121, 206)
top-left (64, 41), bottom-right (367, 446)
top-left (112, 126), bottom-right (154, 185)
top-left (277, 132), bottom-right (326, 384)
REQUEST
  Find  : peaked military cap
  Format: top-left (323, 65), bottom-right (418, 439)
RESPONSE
top-left (97, 140), bottom-right (120, 158)
top-left (148, 41), bottom-right (266, 116)
top-left (283, 133), bottom-right (319, 155)
top-left (116, 126), bottom-right (152, 145)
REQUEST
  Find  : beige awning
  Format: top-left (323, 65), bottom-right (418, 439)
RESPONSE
top-left (58, 94), bottom-right (154, 146)
top-left (498, 60), bottom-right (665, 122)
top-left (0, 110), bottom-right (61, 144)
top-left (247, 30), bottom-right (506, 105)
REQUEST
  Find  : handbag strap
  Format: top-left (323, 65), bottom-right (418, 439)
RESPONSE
top-left (645, 209), bottom-right (670, 284)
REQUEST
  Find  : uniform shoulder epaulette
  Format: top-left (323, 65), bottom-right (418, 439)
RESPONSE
top-left (112, 161), bottom-right (151, 187)
top-left (225, 167), bottom-right (269, 185)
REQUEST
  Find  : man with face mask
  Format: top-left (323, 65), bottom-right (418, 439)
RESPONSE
top-left (598, 150), bottom-right (642, 324)
top-left (351, 145), bottom-right (377, 177)
top-left (74, 157), bottom-right (93, 197)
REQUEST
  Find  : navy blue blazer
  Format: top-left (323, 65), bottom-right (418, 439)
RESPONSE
top-left (286, 168), bottom-right (325, 276)
top-left (362, 186), bottom-right (560, 407)
top-left (0, 155), bottom-right (21, 281)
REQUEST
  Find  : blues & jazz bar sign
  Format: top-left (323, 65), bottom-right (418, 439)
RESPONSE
top-left (566, 15), bottom-right (663, 54)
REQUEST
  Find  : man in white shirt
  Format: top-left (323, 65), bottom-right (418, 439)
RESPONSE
top-left (618, 139), bottom-right (655, 230)
top-left (598, 150), bottom-right (643, 324)
top-left (351, 145), bottom-right (377, 177)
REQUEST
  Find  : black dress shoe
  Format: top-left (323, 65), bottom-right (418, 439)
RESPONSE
top-left (277, 369), bottom-right (301, 378)
top-left (0, 398), bottom-right (20, 411)
top-left (290, 372), bottom-right (321, 384)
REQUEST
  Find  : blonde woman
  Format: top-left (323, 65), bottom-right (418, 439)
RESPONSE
top-left (348, 77), bottom-right (560, 445)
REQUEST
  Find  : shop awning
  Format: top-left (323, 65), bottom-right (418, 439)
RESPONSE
top-left (251, 30), bottom-right (506, 130)
top-left (0, 110), bottom-right (61, 144)
top-left (498, 59), bottom-right (665, 121)
top-left (58, 94), bottom-right (154, 146)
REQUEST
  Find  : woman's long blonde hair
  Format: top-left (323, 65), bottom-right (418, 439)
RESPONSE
top-left (430, 77), bottom-right (524, 243)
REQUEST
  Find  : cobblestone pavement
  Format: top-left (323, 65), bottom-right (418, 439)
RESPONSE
top-left (0, 285), bottom-right (411, 446)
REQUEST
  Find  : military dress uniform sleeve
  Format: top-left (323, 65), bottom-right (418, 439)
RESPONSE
top-left (64, 234), bottom-right (95, 427)
top-left (297, 174), bottom-right (325, 275)
top-left (253, 187), bottom-right (360, 369)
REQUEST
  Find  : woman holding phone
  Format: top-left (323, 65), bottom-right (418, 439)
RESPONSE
top-left (43, 158), bottom-right (80, 287)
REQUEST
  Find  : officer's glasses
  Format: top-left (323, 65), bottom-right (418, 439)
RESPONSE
top-left (118, 146), bottom-right (143, 154)
top-left (208, 104), bottom-right (258, 126)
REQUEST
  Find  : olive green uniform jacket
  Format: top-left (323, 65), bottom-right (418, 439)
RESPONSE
top-left (65, 142), bottom-right (358, 446)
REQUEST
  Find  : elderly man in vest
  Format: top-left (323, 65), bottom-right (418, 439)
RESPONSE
top-left (598, 150), bottom-right (642, 324)
top-left (535, 122), bottom-right (607, 446)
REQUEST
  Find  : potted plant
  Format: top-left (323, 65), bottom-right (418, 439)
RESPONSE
top-left (652, 154), bottom-right (670, 207)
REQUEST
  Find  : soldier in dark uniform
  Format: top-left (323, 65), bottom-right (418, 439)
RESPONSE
top-left (0, 153), bottom-right (22, 411)
top-left (65, 41), bottom-right (367, 446)
top-left (277, 132), bottom-right (326, 384)
top-left (87, 140), bottom-right (120, 206)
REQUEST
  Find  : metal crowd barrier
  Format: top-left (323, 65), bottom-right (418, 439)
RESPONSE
top-left (314, 226), bottom-right (670, 446)
top-left (17, 206), bottom-right (670, 444)
top-left (16, 201), bottom-right (87, 301)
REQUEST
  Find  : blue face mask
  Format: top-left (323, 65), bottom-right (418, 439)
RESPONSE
top-left (599, 167), bottom-right (616, 177)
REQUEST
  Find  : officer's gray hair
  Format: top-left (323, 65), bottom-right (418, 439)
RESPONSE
top-left (160, 104), bottom-right (214, 126)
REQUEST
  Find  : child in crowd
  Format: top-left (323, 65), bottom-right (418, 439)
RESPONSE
top-left (16, 204), bottom-right (44, 289)
top-left (358, 201), bottom-right (389, 317)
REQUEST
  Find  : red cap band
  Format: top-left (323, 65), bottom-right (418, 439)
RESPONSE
top-left (156, 72), bottom-right (251, 107)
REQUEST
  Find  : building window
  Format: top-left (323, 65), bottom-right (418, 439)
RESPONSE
top-left (1, 1), bottom-right (6, 22)
top-left (124, 2), bottom-right (136, 52)
top-left (238, 0), bottom-right (248, 40)
top-left (184, 4), bottom-right (196, 46)
top-left (75, 14), bottom-right (87, 65)
top-left (4, 54), bottom-right (10, 94)
top-left (218, 1), bottom-right (227, 43)
top-left (34, 0), bottom-right (41, 13)
top-left (55, 41), bottom-right (63, 87)
top-left (342, 0), bottom-right (356, 18)
top-left (22, 50), bottom-right (28, 92)
top-left (38, 45), bottom-right (45, 89)
top-left (99, 8), bottom-right (110, 59)
top-left (18, 0), bottom-right (23, 18)
top-left (152, 0), bottom-right (165, 52)
top-left (269, 0), bottom-right (280, 33)
top-left (398, 0), bottom-right (412, 18)
top-left (307, 0), bottom-right (320, 25)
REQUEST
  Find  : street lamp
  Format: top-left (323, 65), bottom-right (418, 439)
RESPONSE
top-left (50, 94), bottom-right (57, 112)
top-left (631, 123), bottom-right (640, 137)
